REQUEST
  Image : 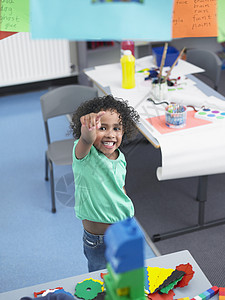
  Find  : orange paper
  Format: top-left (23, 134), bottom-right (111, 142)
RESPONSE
top-left (146, 111), bottom-right (212, 135)
top-left (172, 0), bottom-right (217, 38)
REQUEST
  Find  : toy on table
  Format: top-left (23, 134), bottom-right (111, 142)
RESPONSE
top-left (74, 278), bottom-right (104, 300)
top-left (104, 218), bottom-right (146, 300)
top-left (189, 286), bottom-right (219, 300)
top-left (33, 287), bottom-right (63, 297)
top-left (219, 287), bottom-right (225, 300)
top-left (145, 262), bottom-right (194, 295)
top-left (195, 108), bottom-right (225, 122)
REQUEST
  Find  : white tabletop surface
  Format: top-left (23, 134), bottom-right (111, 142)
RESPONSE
top-left (0, 250), bottom-right (217, 300)
top-left (85, 56), bottom-right (225, 181)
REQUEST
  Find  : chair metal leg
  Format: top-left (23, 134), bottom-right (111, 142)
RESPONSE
top-left (45, 152), bottom-right (49, 181)
top-left (49, 160), bottom-right (56, 213)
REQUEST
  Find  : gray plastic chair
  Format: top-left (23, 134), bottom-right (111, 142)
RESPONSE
top-left (40, 84), bottom-right (98, 213)
top-left (186, 49), bottom-right (222, 91)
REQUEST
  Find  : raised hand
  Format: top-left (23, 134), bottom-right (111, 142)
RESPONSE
top-left (80, 111), bottom-right (106, 145)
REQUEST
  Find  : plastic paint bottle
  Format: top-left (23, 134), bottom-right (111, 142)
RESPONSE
top-left (121, 40), bottom-right (135, 57)
top-left (120, 50), bottom-right (135, 89)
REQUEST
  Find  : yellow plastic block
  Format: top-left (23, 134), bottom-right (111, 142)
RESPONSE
top-left (116, 287), bottom-right (129, 296)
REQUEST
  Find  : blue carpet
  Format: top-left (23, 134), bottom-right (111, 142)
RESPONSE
top-left (0, 89), bottom-right (156, 293)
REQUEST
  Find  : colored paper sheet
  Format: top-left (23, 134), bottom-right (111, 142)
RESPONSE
top-left (0, 31), bottom-right (17, 39)
top-left (30, 0), bottom-right (173, 40)
top-left (0, 0), bottom-right (29, 32)
top-left (172, 0), bottom-right (217, 38)
top-left (217, 0), bottom-right (225, 43)
top-left (146, 111), bottom-right (212, 135)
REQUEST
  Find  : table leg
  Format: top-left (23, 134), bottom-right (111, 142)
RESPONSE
top-left (152, 175), bottom-right (225, 242)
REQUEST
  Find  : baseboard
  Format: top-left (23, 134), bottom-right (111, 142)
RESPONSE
top-left (0, 75), bottom-right (78, 96)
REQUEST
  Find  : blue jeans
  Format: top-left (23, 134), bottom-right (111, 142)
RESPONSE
top-left (83, 229), bottom-right (107, 273)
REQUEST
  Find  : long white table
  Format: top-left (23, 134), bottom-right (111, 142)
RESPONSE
top-left (84, 56), bottom-right (225, 241)
top-left (0, 250), bottom-right (217, 300)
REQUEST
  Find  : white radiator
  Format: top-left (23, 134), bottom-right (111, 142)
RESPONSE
top-left (0, 32), bottom-right (72, 87)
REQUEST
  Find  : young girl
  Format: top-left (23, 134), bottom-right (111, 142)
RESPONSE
top-left (71, 94), bottom-right (139, 272)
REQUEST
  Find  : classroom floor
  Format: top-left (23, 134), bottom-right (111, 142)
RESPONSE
top-left (1, 69), bottom-right (225, 293)
top-left (0, 88), bottom-right (155, 294)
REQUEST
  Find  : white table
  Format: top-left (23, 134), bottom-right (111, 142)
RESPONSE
top-left (84, 56), bottom-right (225, 241)
top-left (0, 250), bottom-right (217, 300)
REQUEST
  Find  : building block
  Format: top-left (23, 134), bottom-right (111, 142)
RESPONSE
top-left (211, 286), bottom-right (219, 293)
top-left (201, 291), bottom-right (211, 300)
top-left (104, 263), bottom-right (146, 300)
top-left (105, 218), bottom-right (144, 273)
top-left (190, 286), bottom-right (219, 300)
top-left (104, 217), bottom-right (146, 300)
top-left (209, 286), bottom-right (219, 296)
top-left (201, 286), bottom-right (219, 299)
top-left (199, 293), bottom-right (208, 300)
top-left (219, 288), bottom-right (225, 300)
top-left (193, 296), bottom-right (202, 300)
top-left (219, 288), bottom-right (225, 296)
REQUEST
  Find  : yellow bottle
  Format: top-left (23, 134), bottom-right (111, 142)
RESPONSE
top-left (120, 50), bottom-right (135, 89)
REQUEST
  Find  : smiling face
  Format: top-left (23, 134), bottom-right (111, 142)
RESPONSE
top-left (93, 110), bottom-right (123, 160)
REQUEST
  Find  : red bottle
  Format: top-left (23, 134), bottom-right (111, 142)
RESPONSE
top-left (121, 41), bottom-right (135, 57)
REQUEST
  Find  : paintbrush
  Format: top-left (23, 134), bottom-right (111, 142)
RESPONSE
top-left (162, 47), bottom-right (186, 83)
top-left (158, 42), bottom-right (168, 84)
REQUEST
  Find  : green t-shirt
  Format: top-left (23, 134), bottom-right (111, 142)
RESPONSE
top-left (72, 140), bottom-right (134, 223)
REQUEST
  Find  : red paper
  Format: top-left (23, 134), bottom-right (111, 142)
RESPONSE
top-left (0, 31), bottom-right (17, 40)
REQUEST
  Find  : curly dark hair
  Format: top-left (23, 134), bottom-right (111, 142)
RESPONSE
top-left (71, 94), bottom-right (140, 142)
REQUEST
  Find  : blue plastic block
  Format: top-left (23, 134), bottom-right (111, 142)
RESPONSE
top-left (202, 291), bottom-right (211, 300)
top-left (152, 46), bottom-right (179, 67)
top-left (207, 288), bottom-right (218, 298)
top-left (105, 218), bottom-right (144, 273)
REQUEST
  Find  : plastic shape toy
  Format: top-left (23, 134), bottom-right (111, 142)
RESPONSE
top-left (74, 278), bottom-right (104, 300)
top-left (175, 263), bottom-right (195, 288)
top-left (190, 286), bottom-right (219, 300)
top-left (33, 287), bottom-right (63, 297)
top-left (105, 217), bottom-right (144, 274)
top-left (104, 217), bottom-right (146, 300)
top-left (219, 287), bottom-right (225, 300)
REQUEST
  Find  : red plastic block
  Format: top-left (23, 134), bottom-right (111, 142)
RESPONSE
top-left (206, 286), bottom-right (219, 298)
top-left (219, 288), bottom-right (225, 296)
top-left (211, 286), bottom-right (219, 294)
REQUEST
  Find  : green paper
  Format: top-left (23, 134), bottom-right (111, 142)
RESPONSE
top-left (218, 0), bottom-right (225, 43)
top-left (160, 277), bottom-right (183, 294)
top-left (0, 0), bottom-right (29, 32)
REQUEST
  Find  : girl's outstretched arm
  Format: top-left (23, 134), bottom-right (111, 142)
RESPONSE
top-left (75, 111), bottom-right (105, 159)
